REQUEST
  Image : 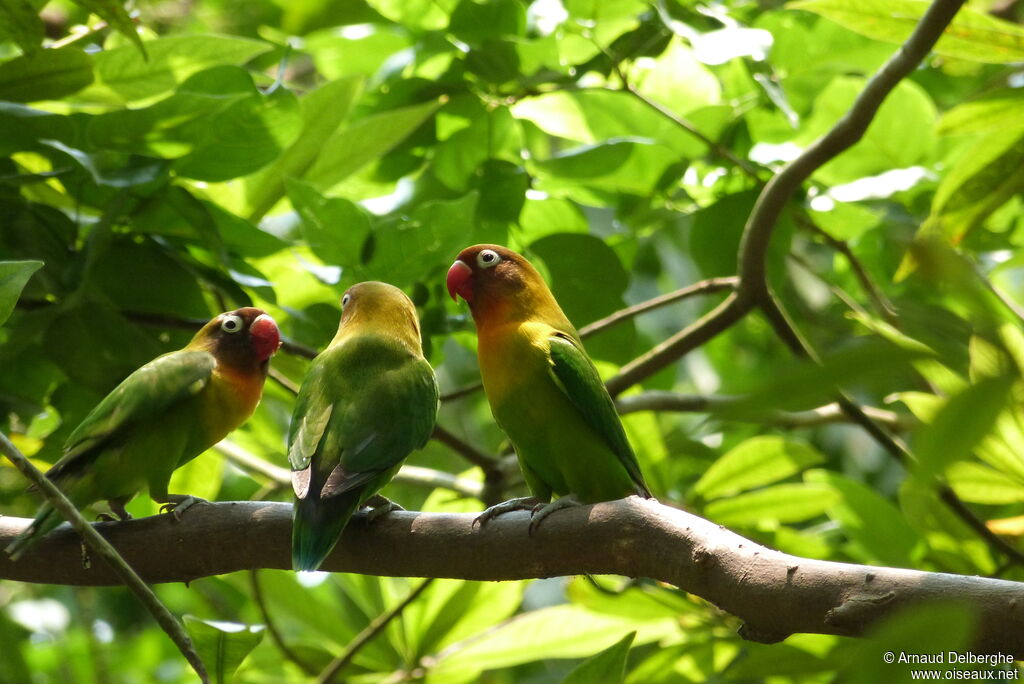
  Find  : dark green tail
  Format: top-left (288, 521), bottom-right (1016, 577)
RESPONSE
top-left (6, 505), bottom-right (62, 561)
top-left (291, 489), bottom-right (363, 572)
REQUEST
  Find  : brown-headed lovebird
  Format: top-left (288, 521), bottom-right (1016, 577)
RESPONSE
top-left (446, 245), bottom-right (651, 531)
top-left (289, 282), bottom-right (438, 571)
top-left (6, 308), bottom-right (280, 559)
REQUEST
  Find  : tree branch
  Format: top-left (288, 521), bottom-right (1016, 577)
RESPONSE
top-left (0, 433), bottom-right (210, 683)
top-left (1, 499), bottom-right (1021, 656)
top-left (578, 277), bottom-right (739, 339)
top-left (616, 391), bottom-right (914, 431)
top-left (317, 579), bottom-right (434, 683)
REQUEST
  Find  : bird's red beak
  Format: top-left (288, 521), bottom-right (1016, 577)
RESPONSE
top-left (446, 260), bottom-right (473, 303)
top-left (250, 313), bottom-right (281, 362)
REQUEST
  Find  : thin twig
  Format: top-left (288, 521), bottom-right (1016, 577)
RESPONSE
top-left (0, 432), bottom-right (210, 683)
top-left (431, 425), bottom-right (501, 472)
top-left (579, 277), bottom-right (739, 338)
top-left (215, 441), bottom-right (485, 499)
top-left (440, 382), bottom-right (483, 403)
top-left (249, 570), bottom-right (319, 676)
top-left (616, 391), bottom-right (914, 431)
top-left (317, 579), bottom-right (435, 684)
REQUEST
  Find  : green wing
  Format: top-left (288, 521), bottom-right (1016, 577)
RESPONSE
top-left (288, 336), bottom-right (439, 500)
top-left (49, 350), bottom-right (215, 479)
top-left (547, 332), bottom-right (651, 497)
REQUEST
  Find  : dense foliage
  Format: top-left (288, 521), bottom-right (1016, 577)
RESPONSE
top-left (2, 0), bottom-right (1024, 680)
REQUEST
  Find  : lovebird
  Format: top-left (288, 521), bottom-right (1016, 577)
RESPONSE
top-left (446, 245), bottom-right (652, 530)
top-left (289, 282), bottom-right (438, 571)
top-left (7, 307), bottom-right (280, 559)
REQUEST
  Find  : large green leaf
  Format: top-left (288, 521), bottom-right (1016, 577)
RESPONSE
top-left (287, 178), bottom-right (372, 271)
top-left (562, 631), bottom-right (635, 684)
top-left (804, 470), bottom-right (922, 566)
top-left (68, 0), bottom-right (146, 57)
top-left (0, 0), bottom-right (44, 55)
top-left (365, 192), bottom-right (478, 286)
top-left (692, 436), bottom-right (825, 501)
top-left (245, 76), bottom-right (363, 220)
top-left (174, 85), bottom-right (301, 181)
top-left (0, 260), bottom-right (42, 327)
top-left (923, 122), bottom-right (1024, 245)
top-left (0, 47), bottom-right (94, 102)
top-left (703, 482), bottom-right (839, 526)
top-left (913, 373), bottom-right (1015, 478)
top-left (531, 139), bottom-right (680, 197)
top-left (428, 605), bottom-right (676, 683)
top-left (182, 616), bottom-right (264, 684)
top-left (80, 34), bottom-right (273, 103)
top-left (789, 0), bottom-right (1024, 63)
top-left (304, 97), bottom-right (443, 193)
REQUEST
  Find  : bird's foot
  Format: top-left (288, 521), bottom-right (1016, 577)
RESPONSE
top-left (361, 495), bottom-right (404, 525)
top-left (474, 496), bottom-right (546, 528)
top-left (528, 495), bottom-right (581, 536)
top-left (159, 495), bottom-right (208, 520)
top-left (104, 499), bottom-right (132, 522)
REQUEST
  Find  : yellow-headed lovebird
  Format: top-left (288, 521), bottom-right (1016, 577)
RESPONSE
top-left (446, 245), bottom-right (652, 531)
top-left (7, 308), bottom-right (280, 559)
top-left (289, 282), bottom-right (438, 571)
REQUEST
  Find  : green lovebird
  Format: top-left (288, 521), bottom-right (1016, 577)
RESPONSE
top-left (446, 245), bottom-right (652, 530)
top-left (289, 282), bottom-right (438, 572)
top-left (7, 308), bottom-right (281, 559)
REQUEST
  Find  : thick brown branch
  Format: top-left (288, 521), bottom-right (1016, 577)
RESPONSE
top-left (1, 499), bottom-right (1021, 656)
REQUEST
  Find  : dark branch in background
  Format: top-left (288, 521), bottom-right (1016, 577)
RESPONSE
top-left (0, 433), bottom-right (210, 684)
top-left (1, 500), bottom-right (1021, 657)
top-left (215, 440), bottom-right (484, 500)
top-left (249, 570), bottom-right (318, 676)
top-left (616, 391), bottom-right (914, 431)
top-left (317, 579), bottom-right (434, 684)
top-left (578, 277), bottom-right (739, 338)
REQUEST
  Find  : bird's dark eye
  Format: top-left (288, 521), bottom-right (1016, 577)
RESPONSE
top-left (477, 249), bottom-right (501, 269)
top-left (341, 293), bottom-right (351, 308)
top-left (220, 315), bottom-right (243, 333)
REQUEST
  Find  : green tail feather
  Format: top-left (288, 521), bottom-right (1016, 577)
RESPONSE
top-left (5, 506), bottom-right (61, 561)
top-left (291, 490), bottom-right (363, 572)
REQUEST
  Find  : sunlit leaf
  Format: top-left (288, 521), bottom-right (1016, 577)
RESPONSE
top-left (692, 436), bottom-right (825, 501)
top-left (0, 260), bottom-right (42, 327)
top-left (0, 47), bottom-right (94, 102)
top-left (182, 616), bottom-right (264, 684)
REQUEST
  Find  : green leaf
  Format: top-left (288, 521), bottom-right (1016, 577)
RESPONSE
top-left (81, 34), bottom-right (273, 103)
top-left (0, 47), bottom-right (94, 103)
top-left (703, 483), bottom-right (839, 526)
top-left (0, 260), bottom-right (42, 327)
top-left (366, 192), bottom-right (478, 286)
top-left (287, 178), bottom-right (372, 271)
top-left (183, 616), bottom-right (264, 684)
top-left (67, 0), bottom-right (146, 58)
top-left (365, 0), bottom-right (456, 30)
top-left (531, 139), bottom-right (679, 197)
top-left (913, 373), bottom-right (1015, 478)
top-left (837, 602), bottom-right (975, 684)
top-left (789, 0), bottom-right (1024, 63)
top-left (0, 0), bottom-right (44, 55)
top-left (946, 461), bottom-right (1024, 504)
top-left (305, 97), bottom-right (443, 192)
top-left (692, 436), bottom-right (825, 501)
top-left (167, 448), bottom-right (225, 501)
top-left (800, 76), bottom-right (935, 186)
top-left (923, 123), bottom-right (1024, 245)
top-left (245, 75), bottom-right (363, 220)
top-left (937, 90), bottom-right (1024, 136)
top-left (561, 631), bottom-right (635, 684)
top-left (804, 470), bottom-right (922, 566)
top-left (429, 605), bottom-right (676, 683)
top-left (174, 84), bottom-right (301, 181)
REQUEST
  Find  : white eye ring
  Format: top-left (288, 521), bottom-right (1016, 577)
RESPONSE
top-left (220, 315), bottom-right (243, 333)
top-left (341, 293), bottom-right (351, 307)
top-left (477, 249), bottom-right (501, 269)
